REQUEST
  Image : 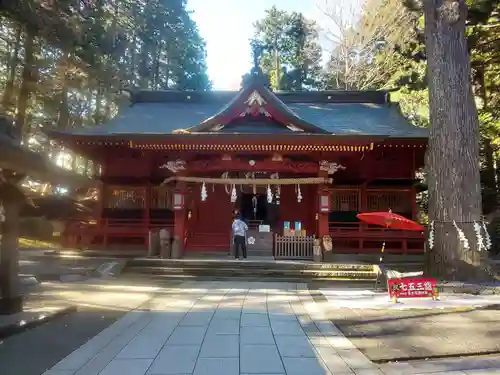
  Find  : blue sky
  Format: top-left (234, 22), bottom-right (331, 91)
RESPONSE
top-left (187, 0), bottom-right (326, 90)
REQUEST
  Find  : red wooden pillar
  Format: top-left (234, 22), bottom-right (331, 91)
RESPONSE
top-left (360, 182), bottom-right (367, 212)
top-left (410, 185), bottom-right (418, 220)
top-left (173, 182), bottom-right (187, 246)
top-left (317, 171), bottom-right (330, 237)
top-left (359, 182), bottom-right (368, 251)
top-left (99, 182), bottom-right (108, 249)
top-left (144, 184), bottom-right (151, 247)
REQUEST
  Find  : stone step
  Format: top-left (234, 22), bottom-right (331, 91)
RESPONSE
top-left (121, 273), bottom-right (376, 284)
top-left (123, 258), bottom-right (377, 281)
top-left (185, 250), bottom-right (273, 256)
top-left (123, 265), bottom-right (377, 281)
top-left (126, 258), bottom-right (375, 272)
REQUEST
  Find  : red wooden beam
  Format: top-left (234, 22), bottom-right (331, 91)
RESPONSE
top-left (186, 157), bottom-right (319, 174)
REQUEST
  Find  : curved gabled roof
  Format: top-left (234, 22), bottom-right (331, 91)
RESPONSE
top-left (46, 79), bottom-right (428, 140)
top-left (187, 78), bottom-right (329, 134)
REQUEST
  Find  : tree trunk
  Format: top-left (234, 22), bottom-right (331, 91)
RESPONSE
top-left (94, 87), bottom-right (103, 125)
top-left (423, 0), bottom-right (484, 281)
top-left (481, 138), bottom-right (497, 212)
top-left (274, 39), bottom-right (281, 91)
top-left (104, 92), bottom-right (112, 120)
top-left (130, 33), bottom-right (138, 86)
top-left (138, 0), bottom-right (152, 89)
top-left (0, 199), bottom-right (22, 314)
top-left (57, 85), bottom-right (69, 129)
top-left (2, 24), bottom-right (22, 114)
top-left (153, 43), bottom-right (161, 89)
top-left (476, 66), bottom-right (497, 212)
top-left (15, 30), bottom-right (37, 135)
top-left (56, 52), bottom-right (71, 130)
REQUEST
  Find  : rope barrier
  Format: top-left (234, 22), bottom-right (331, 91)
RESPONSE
top-left (429, 220), bottom-right (487, 224)
top-left (161, 176), bottom-right (332, 186)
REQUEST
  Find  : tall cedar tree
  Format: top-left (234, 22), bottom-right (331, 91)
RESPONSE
top-left (417, 0), bottom-right (484, 280)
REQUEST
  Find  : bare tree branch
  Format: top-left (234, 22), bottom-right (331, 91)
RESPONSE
top-left (318, 0), bottom-right (417, 90)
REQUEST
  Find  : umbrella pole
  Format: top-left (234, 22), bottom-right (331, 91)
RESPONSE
top-left (374, 241), bottom-right (386, 291)
top-left (380, 241), bottom-right (386, 263)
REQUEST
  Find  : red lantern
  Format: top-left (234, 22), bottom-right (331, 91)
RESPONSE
top-left (319, 191), bottom-right (331, 213)
top-left (173, 192), bottom-right (184, 211)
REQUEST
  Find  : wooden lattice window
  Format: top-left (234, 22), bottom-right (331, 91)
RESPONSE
top-left (150, 187), bottom-right (173, 210)
top-left (332, 190), bottom-right (359, 211)
top-left (105, 187), bottom-right (145, 209)
top-left (366, 190), bottom-right (411, 213)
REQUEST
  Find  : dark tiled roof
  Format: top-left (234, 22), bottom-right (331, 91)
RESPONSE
top-left (49, 90), bottom-right (427, 139)
top-left (67, 102), bottom-right (223, 135)
top-left (287, 102), bottom-right (427, 138)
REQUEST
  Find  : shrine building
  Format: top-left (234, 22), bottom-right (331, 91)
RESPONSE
top-left (49, 75), bottom-right (427, 258)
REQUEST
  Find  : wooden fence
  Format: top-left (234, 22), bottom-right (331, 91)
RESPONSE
top-left (274, 234), bottom-right (315, 260)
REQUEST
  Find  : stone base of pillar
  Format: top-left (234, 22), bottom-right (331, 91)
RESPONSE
top-left (313, 245), bottom-right (323, 262)
top-left (159, 229), bottom-right (171, 259)
top-left (171, 236), bottom-right (183, 259)
top-left (0, 296), bottom-right (23, 315)
top-left (147, 231), bottom-right (160, 257)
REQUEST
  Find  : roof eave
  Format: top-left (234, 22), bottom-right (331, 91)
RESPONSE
top-left (187, 79), bottom-right (329, 134)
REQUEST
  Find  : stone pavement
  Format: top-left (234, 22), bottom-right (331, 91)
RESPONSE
top-left (40, 281), bottom-right (500, 375)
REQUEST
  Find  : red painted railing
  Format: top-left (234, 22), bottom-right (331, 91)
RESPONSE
top-left (63, 218), bottom-right (174, 249)
top-left (328, 221), bottom-right (425, 254)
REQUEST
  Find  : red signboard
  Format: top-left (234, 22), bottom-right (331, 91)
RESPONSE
top-left (387, 278), bottom-right (437, 300)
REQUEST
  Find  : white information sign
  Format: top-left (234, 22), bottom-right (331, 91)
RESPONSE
top-left (259, 225), bottom-right (271, 233)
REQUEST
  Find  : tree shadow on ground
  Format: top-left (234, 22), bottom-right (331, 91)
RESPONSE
top-left (324, 304), bottom-right (500, 361)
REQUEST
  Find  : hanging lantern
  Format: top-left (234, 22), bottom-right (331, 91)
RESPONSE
top-left (201, 182), bottom-right (207, 201)
top-left (297, 185), bottom-right (302, 203)
top-left (172, 192), bottom-right (184, 211)
top-left (267, 185), bottom-right (273, 203)
top-left (230, 184), bottom-right (237, 203)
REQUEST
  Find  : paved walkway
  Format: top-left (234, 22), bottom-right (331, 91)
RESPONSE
top-left (42, 281), bottom-right (500, 375)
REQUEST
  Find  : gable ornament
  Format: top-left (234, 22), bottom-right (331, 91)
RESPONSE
top-left (239, 90), bottom-right (271, 117)
top-left (159, 160), bottom-right (186, 173)
top-left (245, 90), bottom-right (266, 106)
top-left (319, 161), bottom-right (346, 175)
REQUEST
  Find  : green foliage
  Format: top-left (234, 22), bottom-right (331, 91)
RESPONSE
top-left (250, 6), bottom-right (323, 91)
top-left (394, 0), bottom-right (500, 222)
top-left (0, 0), bottom-right (211, 143)
top-left (392, 87), bottom-right (429, 127)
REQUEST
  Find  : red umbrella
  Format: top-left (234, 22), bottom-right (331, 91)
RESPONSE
top-left (356, 210), bottom-right (424, 231)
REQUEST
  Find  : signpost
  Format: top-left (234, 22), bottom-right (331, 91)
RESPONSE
top-left (387, 277), bottom-right (439, 303)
